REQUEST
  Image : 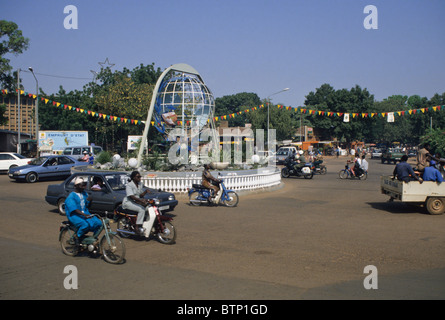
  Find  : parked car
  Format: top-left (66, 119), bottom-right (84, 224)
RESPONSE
top-left (8, 155), bottom-right (89, 183)
top-left (0, 152), bottom-right (34, 173)
top-left (45, 171), bottom-right (178, 215)
top-left (277, 146), bottom-right (297, 155)
top-left (371, 149), bottom-right (382, 159)
top-left (276, 150), bottom-right (290, 164)
top-left (62, 145), bottom-right (103, 160)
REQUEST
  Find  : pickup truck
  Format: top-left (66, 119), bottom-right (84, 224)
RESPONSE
top-left (380, 175), bottom-right (445, 215)
top-left (381, 148), bottom-right (405, 164)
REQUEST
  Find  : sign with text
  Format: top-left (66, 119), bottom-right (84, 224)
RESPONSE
top-left (38, 131), bottom-right (88, 151)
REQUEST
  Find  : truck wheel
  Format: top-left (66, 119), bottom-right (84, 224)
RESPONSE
top-left (426, 197), bottom-right (445, 215)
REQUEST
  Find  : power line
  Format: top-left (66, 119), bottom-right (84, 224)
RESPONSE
top-left (21, 69), bottom-right (92, 80)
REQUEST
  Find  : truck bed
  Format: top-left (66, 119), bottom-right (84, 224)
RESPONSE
top-left (380, 175), bottom-right (445, 202)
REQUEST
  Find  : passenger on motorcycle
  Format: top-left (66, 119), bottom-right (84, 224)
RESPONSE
top-left (64, 177), bottom-right (102, 244)
top-left (202, 164), bottom-right (221, 202)
top-left (122, 171), bottom-right (154, 235)
top-left (360, 155), bottom-right (369, 173)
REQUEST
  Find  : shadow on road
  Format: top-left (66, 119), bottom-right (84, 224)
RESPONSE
top-left (367, 201), bottom-right (429, 215)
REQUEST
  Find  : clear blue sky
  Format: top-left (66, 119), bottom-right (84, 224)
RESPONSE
top-left (2, 0), bottom-right (444, 108)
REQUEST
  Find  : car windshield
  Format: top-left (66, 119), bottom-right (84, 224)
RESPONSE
top-left (29, 157), bottom-right (48, 165)
top-left (105, 173), bottom-right (130, 190)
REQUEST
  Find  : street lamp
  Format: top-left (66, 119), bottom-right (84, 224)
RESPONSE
top-left (17, 68), bottom-right (21, 154)
top-left (28, 67), bottom-right (39, 152)
top-left (267, 88), bottom-right (289, 148)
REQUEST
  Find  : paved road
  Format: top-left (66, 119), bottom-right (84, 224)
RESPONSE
top-left (1, 156), bottom-right (444, 300)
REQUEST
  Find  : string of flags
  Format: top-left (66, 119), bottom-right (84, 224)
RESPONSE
top-left (214, 103), bottom-right (445, 123)
top-left (2, 89), bottom-right (444, 126)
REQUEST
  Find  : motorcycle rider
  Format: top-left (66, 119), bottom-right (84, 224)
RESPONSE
top-left (360, 155), bottom-right (369, 173)
top-left (64, 177), bottom-right (102, 244)
top-left (353, 153), bottom-right (364, 177)
top-left (202, 164), bottom-right (221, 203)
top-left (294, 150), bottom-right (306, 172)
top-left (122, 171), bottom-right (154, 235)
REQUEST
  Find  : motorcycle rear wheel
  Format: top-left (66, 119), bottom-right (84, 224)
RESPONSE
top-left (223, 191), bottom-right (239, 207)
top-left (304, 172), bottom-right (314, 179)
top-left (60, 228), bottom-right (79, 256)
top-left (156, 221), bottom-right (176, 245)
top-left (320, 166), bottom-right (327, 175)
top-left (100, 234), bottom-right (125, 264)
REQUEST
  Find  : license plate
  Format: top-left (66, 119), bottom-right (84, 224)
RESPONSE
top-left (159, 206), bottom-right (169, 211)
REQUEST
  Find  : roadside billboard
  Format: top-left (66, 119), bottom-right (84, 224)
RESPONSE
top-left (38, 131), bottom-right (88, 152)
top-left (127, 135), bottom-right (147, 152)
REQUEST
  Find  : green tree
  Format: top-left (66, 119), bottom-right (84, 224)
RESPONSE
top-left (0, 103), bottom-right (8, 125)
top-left (0, 20), bottom-right (29, 89)
top-left (305, 84), bottom-right (375, 143)
top-left (94, 74), bottom-right (154, 150)
top-left (245, 100), bottom-right (297, 141)
top-left (421, 128), bottom-right (445, 156)
top-left (373, 95), bottom-right (412, 144)
top-left (214, 92), bottom-right (261, 127)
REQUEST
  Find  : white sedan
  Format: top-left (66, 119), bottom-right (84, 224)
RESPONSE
top-left (0, 152), bottom-right (33, 172)
top-left (371, 149), bottom-right (382, 159)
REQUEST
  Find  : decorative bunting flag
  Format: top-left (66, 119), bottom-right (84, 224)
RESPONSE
top-left (2, 88), bottom-right (445, 126)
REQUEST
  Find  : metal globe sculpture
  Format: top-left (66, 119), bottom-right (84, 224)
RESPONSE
top-left (137, 63), bottom-right (218, 167)
top-left (152, 72), bottom-right (215, 138)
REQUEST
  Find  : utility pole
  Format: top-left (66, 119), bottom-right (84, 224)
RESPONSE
top-left (17, 68), bottom-right (21, 154)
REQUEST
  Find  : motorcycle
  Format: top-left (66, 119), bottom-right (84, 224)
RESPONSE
top-left (188, 177), bottom-right (239, 207)
top-left (59, 213), bottom-right (126, 264)
top-left (338, 163), bottom-right (367, 180)
top-left (114, 200), bottom-right (177, 245)
top-left (313, 157), bottom-right (327, 175)
top-left (281, 159), bottom-right (314, 179)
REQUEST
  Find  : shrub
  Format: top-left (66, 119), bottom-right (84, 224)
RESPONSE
top-left (95, 151), bottom-right (112, 164)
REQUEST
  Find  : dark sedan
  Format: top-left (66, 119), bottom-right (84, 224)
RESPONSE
top-left (45, 171), bottom-right (178, 215)
top-left (8, 155), bottom-right (89, 183)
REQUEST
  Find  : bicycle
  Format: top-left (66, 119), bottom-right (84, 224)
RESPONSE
top-left (59, 213), bottom-right (126, 264)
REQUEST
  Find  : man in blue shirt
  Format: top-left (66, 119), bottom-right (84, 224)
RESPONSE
top-left (65, 177), bottom-right (102, 243)
top-left (422, 160), bottom-right (444, 182)
top-left (393, 155), bottom-right (423, 183)
top-left (88, 153), bottom-right (94, 165)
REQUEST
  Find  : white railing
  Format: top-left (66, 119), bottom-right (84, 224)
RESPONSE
top-left (142, 170), bottom-right (281, 194)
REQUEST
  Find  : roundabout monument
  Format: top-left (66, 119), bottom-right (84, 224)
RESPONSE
top-left (93, 63), bottom-right (282, 194)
